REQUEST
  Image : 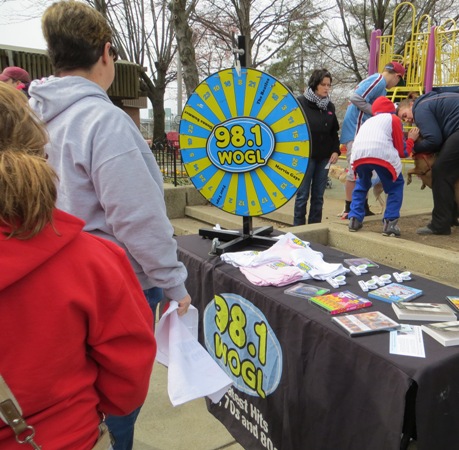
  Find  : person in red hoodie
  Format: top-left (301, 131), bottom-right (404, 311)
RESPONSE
top-left (0, 83), bottom-right (155, 449)
top-left (348, 96), bottom-right (419, 236)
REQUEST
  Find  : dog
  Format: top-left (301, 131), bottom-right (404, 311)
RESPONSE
top-left (406, 152), bottom-right (459, 213)
top-left (328, 164), bottom-right (386, 213)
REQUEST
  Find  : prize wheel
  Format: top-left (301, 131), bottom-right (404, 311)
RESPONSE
top-left (179, 67), bottom-right (310, 217)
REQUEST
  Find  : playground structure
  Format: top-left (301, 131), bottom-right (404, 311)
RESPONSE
top-left (369, 1), bottom-right (459, 101)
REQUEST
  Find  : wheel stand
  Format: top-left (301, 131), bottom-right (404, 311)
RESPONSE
top-left (199, 216), bottom-right (277, 255)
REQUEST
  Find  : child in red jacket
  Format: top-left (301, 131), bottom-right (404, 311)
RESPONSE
top-left (348, 96), bottom-right (419, 236)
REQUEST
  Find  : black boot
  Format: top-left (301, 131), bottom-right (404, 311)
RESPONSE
top-left (341, 200), bottom-right (351, 219)
top-left (365, 199), bottom-right (375, 216)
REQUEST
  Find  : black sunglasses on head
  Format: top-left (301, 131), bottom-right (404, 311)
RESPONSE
top-left (109, 44), bottom-right (118, 62)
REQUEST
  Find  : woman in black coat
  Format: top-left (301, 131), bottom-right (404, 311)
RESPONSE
top-left (293, 69), bottom-right (340, 225)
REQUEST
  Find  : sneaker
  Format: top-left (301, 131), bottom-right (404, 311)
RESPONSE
top-left (341, 212), bottom-right (349, 220)
top-left (382, 219), bottom-right (400, 237)
top-left (349, 217), bottom-right (363, 232)
top-left (416, 224), bottom-right (451, 235)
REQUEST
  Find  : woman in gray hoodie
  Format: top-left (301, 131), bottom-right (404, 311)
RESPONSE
top-left (29, 2), bottom-right (191, 449)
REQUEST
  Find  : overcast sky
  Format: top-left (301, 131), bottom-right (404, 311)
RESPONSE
top-left (0, 1), bottom-right (47, 49)
top-left (0, 1), bottom-right (180, 116)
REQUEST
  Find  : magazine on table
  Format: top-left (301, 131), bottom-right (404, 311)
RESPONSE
top-left (392, 302), bottom-right (457, 322)
top-left (332, 311), bottom-right (400, 336)
top-left (368, 283), bottom-right (423, 304)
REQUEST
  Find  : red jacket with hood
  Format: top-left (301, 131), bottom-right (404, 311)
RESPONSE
top-left (351, 96), bottom-right (414, 180)
top-left (0, 209), bottom-right (155, 449)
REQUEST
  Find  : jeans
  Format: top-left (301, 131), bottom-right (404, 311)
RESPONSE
top-left (106, 287), bottom-right (160, 450)
top-left (350, 164), bottom-right (404, 223)
top-left (106, 407), bottom-right (141, 450)
top-left (144, 286), bottom-right (163, 317)
top-left (293, 158), bottom-right (329, 225)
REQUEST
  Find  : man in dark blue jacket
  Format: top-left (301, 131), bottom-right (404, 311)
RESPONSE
top-left (398, 91), bottom-right (459, 235)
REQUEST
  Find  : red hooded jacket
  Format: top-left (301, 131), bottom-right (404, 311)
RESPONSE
top-left (351, 96), bottom-right (414, 180)
top-left (0, 209), bottom-right (155, 449)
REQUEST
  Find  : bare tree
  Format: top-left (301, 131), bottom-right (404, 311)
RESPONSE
top-left (169, 0), bottom-right (200, 97)
top-left (264, 4), bottom-right (327, 94)
top-left (187, 0), bottom-right (329, 71)
top-left (168, 0), bottom-right (238, 99)
top-left (192, 19), bottom-right (236, 77)
top-left (166, 0), bottom-right (327, 100)
top-left (89, 0), bottom-right (177, 140)
top-left (0, 0), bottom-right (48, 23)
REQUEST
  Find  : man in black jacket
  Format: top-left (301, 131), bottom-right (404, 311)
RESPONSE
top-left (398, 91), bottom-right (459, 235)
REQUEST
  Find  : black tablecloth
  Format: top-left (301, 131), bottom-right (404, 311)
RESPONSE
top-left (176, 234), bottom-right (459, 450)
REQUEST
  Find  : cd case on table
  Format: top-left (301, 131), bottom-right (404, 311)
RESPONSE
top-left (368, 283), bottom-right (423, 303)
top-left (284, 282), bottom-right (330, 299)
top-left (332, 311), bottom-right (401, 336)
top-left (309, 290), bottom-right (372, 315)
top-left (343, 257), bottom-right (379, 268)
top-left (446, 296), bottom-right (459, 312)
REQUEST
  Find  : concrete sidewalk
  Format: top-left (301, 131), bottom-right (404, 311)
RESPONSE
top-left (266, 167), bottom-right (434, 226)
top-left (134, 172), bottom-right (434, 450)
top-left (135, 363), bottom-right (243, 450)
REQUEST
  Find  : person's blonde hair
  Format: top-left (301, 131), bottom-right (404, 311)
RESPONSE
top-left (0, 83), bottom-right (57, 239)
top-left (397, 98), bottom-right (414, 114)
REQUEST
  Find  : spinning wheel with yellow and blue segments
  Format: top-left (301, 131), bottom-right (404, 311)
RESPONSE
top-left (179, 67), bottom-right (310, 217)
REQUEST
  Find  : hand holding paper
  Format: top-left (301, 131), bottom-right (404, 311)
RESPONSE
top-left (155, 301), bottom-right (233, 406)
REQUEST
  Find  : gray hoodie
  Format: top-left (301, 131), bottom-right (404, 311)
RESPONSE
top-left (29, 76), bottom-right (188, 300)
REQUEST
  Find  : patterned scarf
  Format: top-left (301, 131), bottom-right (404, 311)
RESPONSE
top-left (305, 87), bottom-right (330, 111)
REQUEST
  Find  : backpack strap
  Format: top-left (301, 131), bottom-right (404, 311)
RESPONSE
top-left (0, 375), bottom-right (41, 449)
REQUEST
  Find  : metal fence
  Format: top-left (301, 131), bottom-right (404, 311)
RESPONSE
top-left (151, 139), bottom-right (189, 186)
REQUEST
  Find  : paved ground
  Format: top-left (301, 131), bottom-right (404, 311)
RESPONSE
top-left (135, 362), bottom-right (243, 450)
top-left (363, 213), bottom-right (459, 252)
top-left (287, 167), bottom-right (458, 253)
top-left (274, 162), bottom-right (434, 226)
top-left (134, 167), bottom-right (432, 450)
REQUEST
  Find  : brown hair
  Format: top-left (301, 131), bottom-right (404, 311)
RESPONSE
top-left (42, 1), bottom-right (113, 74)
top-left (0, 84), bottom-right (48, 154)
top-left (0, 83), bottom-right (57, 239)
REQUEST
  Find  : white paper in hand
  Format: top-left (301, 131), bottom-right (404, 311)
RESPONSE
top-left (155, 301), bottom-right (233, 406)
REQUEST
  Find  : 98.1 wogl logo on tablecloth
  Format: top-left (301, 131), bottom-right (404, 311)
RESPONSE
top-left (203, 293), bottom-right (282, 397)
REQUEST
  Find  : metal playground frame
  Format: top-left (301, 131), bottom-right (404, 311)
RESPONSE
top-left (368, 1), bottom-right (459, 101)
